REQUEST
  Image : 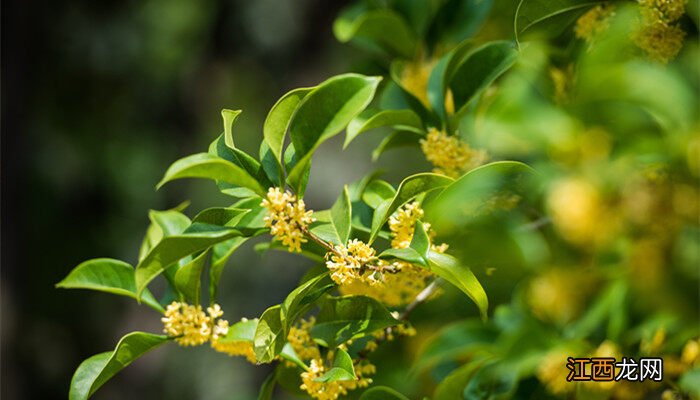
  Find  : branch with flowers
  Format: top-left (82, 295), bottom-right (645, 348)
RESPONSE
top-left (57, 0), bottom-right (699, 399)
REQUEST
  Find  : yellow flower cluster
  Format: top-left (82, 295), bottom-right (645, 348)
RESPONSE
top-left (420, 129), bottom-right (487, 178)
top-left (575, 4), bottom-right (616, 42)
top-left (300, 358), bottom-right (375, 400)
top-left (527, 268), bottom-right (593, 325)
top-left (325, 239), bottom-right (390, 286)
top-left (162, 302), bottom-right (230, 347)
top-left (547, 177), bottom-right (612, 246)
top-left (634, 0), bottom-right (687, 63)
top-left (537, 348), bottom-right (575, 395)
top-left (210, 337), bottom-right (257, 363)
top-left (400, 60), bottom-right (433, 108)
top-left (339, 202), bottom-right (447, 306)
top-left (261, 187), bottom-right (315, 252)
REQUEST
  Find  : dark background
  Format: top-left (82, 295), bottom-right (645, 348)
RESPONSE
top-left (0, 1), bottom-right (434, 398)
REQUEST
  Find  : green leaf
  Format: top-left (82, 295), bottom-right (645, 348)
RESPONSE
top-left (344, 108), bottom-right (423, 148)
top-left (409, 220), bottom-right (431, 259)
top-left (387, 63), bottom-right (439, 126)
top-left (287, 74), bottom-right (381, 194)
top-left (257, 370), bottom-right (278, 400)
top-left (209, 237), bottom-right (249, 303)
top-left (69, 332), bottom-right (169, 400)
top-left (173, 249), bottom-right (209, 304)
top-left (414, 320), bottom-right (497, 373)
top-left (192, 207), bottom-right (249, 226)
top-left (679, 368), bottom-right (700, 398)
top-left (329, 186), bottom-right (352, 245)
top-left (427, 39), bottom-right (474, 120)
top-left (334, 9), bottom-right (417, 58)
top-left (425, 161), bottom-right (535, 233)
top-left (449, 41), bottom-right (518, 115)
top-left (221, 109), bottom-right (242, 149)
top-left (263, 87), bottom-right (314, 162)
top-left (209, 134), bottom-right (273, 194)
top-left (378, 247), bottom-right (427, 267)
top-left (135, 224), bottom-right (242, 299)
top-left (281, 272), bottom-right (335, 330)
top-left (157, 153), bottom-right (266, 197)
top-left (219, 318), bottom-right (258, 342)
top-left (514, 0), bottom-right (600, 43)
top-left (254, 305), bottom-right (285, 363)
top-left (361, 179), bottom-right (396, 209)
top-left (427, 251), bottom-right (488, 320)
top-left (330, 348), bottom-right (355, 378)
top-left (313, 368), bottom-right (355, 383)
top-left (369, 173), bottom-right (454, 243)
top-left (259, 140), bottom-right (284, 187)
top-left (360, 386), bottom-right (410, 400)
top-left (57, 259), bottom-right (164, 313)
top-left (311, 295), bottom-right (399, 347)
top-left (280, 343), bottom-right (309, 371)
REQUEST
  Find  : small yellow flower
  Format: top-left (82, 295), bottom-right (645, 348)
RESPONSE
top-left (681, 339), bottom-right (699, 366)
top-left (162, 301), bottom-right (230, 347)
top-left (400, 60), bottom-right (434, 108)
top-left (547, 178), bottom-right (609, 246)
top-left (261, 187), bottom-right (315, 252)
top-left (527, 268), bottom-right (592, 325)
top-left (420, 129), bottom-right (487, 178)
top-left (575, 4), bottom-right (616, 42)
top-left (633, 21), bottom-right (686, 63)
top-left (634, 0), bottom-right (687, 63)
top-left (537, 348), bottom-right (575, 395)
top-left (325, 239), bottom-right (383, 285)
top-left (300, 358), bottom-right (375, 400)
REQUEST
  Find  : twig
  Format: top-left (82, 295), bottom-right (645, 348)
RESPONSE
top-left (399, 279), bottom-right (440, 321)
top-left (302, 226), bottom-right (342, 257)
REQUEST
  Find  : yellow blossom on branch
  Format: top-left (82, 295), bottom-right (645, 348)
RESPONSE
top-left (261, 187), bottom-right (315, 252)
top-left (634, 0), bottom-right (687, 63)
top-left (287, 317), bottom-right (321, 363)
top-left (575, 4), bottom-right (616, 42)
top-left (420, 129), bottom-right (487, 178)
top-left (162, 302), bottom-right (230, 347)
top-left (300, 358), bottom-right (375, 400)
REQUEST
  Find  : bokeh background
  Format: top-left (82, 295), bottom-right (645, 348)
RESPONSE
top-left (1, 1), bottom-right (438, 398)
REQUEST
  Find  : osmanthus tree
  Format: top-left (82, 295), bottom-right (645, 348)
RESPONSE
top-left (58, 0), bottom-right (700, 399)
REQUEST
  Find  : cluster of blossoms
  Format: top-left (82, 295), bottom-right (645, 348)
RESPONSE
top-left (288, 317), bottom-right (377, 400)
top-left (325, 239), bottom-right (391, 286)
top-left (162, 302), bottom-right (230, 347)
top-left (633, 0), bottom-right (687, 63)
top-left (420, 129), bottom-right (487, 178)
top-left (339, 202), bottom-right (447, 306)
top-left (261, 187), bottom-right (315, 252)
top-left (574, 0), bottom-right (687, 63)
top-left (575, 4), bottom-right (616, 43)
top-left (209, 317), bottom-right (257, 363)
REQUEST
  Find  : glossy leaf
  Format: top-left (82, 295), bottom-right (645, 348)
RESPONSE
top-left (360, 386), bottom-right (410, 400)
top-left (311, 295), bottom-right (399, 347)
top-left (259, 140), bottom-right (284, 187)
top-left (254, 305), bottom-right (285, 363)
top-left (281, 272), bottom-right (335, 330)
top-left (57, 259), bottom-right (163, 313)
top-left (314, 348), bottom-right (356, 382)
top-left (429, 0), bottom-right (494, 44)
top-left (362, 179), bottom-right (396, 209)
top-left (157, 152), bottom-right (266, 197)
top-left (433, 361), bottom-right (483, 400)
top-left (514, 0), bottom-right (599, 43)
top-left (69, 332), bottom-right (169, 400)
top-left (334, 9), bottom-right (416, 58)
top-left (287, 74), bottom-right (381, 194)
top-left (427, 251), bottom-right (488, 320)
top-left (219, 318), bottom-right (258, 342)
top-left (449, 41), bottom-right (518, 114)
top-left (173, 249), bottom-right (209, 304)
top-left (135, 224), bottom-right (242, 298)
top-left (221, 109), bottom-right (242, 149)
top-left (191, 207), bottom-right (249, 227)
top-left (409, 220), bottom-right (431, 259)
top-left (329, 186), bottom-right (352, 245)
top-left (344, 108), bottom-right (423, 148)
top-left (263, 87), bottom-right (314, 162)
top-left (369, 173), bottom-right (454, 243)
top-left (280, 343), bottom-right (308, 370)
top-left (378, 247), bottom-right (427, 267)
